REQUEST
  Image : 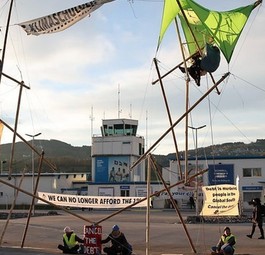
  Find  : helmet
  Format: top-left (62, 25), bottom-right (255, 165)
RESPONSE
top-left (64, 226), bottom-right (72, 233)
top-left (223, 226), bottom-right (230, 232)
top-left (112, 225), bottom-right (119, 231)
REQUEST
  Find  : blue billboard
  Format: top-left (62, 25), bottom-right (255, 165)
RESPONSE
top-left (95, 156), bottom-right (130, 183)
top-left (208, 164), bottom-right (234, 185)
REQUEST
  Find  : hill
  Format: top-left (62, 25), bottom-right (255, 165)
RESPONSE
top-left (1, 139), bottom-right (265, 174)
top-left (0, 139), bottom-right (91, 174)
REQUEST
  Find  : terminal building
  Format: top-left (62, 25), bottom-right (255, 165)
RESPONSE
top-left (1, 118), bottom-right (265, 211)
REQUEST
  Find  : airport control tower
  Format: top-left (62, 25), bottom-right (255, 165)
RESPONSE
top-left (91, 118), bottom-right (145, 185)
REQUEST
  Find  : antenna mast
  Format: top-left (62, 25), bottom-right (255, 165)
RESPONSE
top-left (89, 106), bottom-right (94, 145)
top-left (146, 110), bottom-right (148, 151)
top-left (129, 103), bottom-right (132, 119)
top-left (118, 84), bottom-right (122, 118)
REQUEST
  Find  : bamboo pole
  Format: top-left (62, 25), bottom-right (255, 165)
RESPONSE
top-left (95, 168), bottom-right (208, 225)
top-left (8, 82), bottom-right (30, 179)
top-left (0, 119), bottom-right (57, 171)
top-left (0, 0), bottom-right (14, 84)
top-left (21, 151), bottom-right (44, 248)
top-left (0, 171), bottom-right (26, 246)
top-left (0, 178), bottom-right (95, 224)
top-left (174, 17), bottom-right (190, 184)
top-left (175, 0), bottom-right (203, 57)
top-left (2, 72), bottom-right (30, 87)
top-left (150, 155), bottom-right (196, 253)
top-left (145, 155), bottom-right (151, 255)
top-left (153, 58), bottom-right (182, 180)
top-left (130, 72), bottom-right (230, 171)
top-left (152, 52), bottom-right (199, 85)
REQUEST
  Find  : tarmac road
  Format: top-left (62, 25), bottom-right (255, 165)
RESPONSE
top-left (0, 209), bottom-right (264, 255)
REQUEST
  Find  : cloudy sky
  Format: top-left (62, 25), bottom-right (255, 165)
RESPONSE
top-left (0, 0), bottom-right (264, 155)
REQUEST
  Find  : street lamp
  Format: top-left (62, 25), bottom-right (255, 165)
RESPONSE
top-left (1, 160), bottom-right (7, 175)
top-left (188, 125), bottom-right (206, 216)
top-left (25, 132), bottom-right (41, 215)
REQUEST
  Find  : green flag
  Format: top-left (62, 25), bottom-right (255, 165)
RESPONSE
top-left (158, 0), bottom-right (261, 63)
top-left (158, 0), bottom-right (186, 48)
top-left (178, 8), bottom-right (211, 56)
top-left (186, 0), bottom-right (261, 63)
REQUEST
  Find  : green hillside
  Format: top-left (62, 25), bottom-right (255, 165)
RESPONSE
top-left (0, 139), bottom-right (91, 174)
top-left (1, 139), bottom-right (265, 174)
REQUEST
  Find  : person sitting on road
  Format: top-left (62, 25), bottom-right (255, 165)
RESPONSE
top-left (58, 226), bottom-right (84, 254)
top-left (101, 224), bottom-right (132, 255)
top-left (211, 226), bottom-right (236, 255)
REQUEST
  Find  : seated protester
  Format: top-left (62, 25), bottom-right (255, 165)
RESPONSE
top-left (58, 226), bottom-right (84, 254)
top-left (222, 245), bottom-right (234, 255)
top-left (180, 43), bottom-right (220, 86)
top-left (101, 225), bottom-right (132, 255)
top-left (211, 227), bottom-right (236, 255)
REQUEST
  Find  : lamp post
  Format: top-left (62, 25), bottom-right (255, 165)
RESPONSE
top-left (1, 160), bottom-right (7, 175)
top-left (188, 125), bottom-right (206, 216)
top-left (25, 132), bottom-right (41, 215)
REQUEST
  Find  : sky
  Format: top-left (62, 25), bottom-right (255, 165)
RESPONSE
top-left (0, 0), bottom-right (265, 155)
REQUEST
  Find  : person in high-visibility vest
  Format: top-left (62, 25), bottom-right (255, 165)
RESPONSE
top-left (211, 226), bottom-right (236, 255)
top-left (58, 226), bottom-right (84, 254)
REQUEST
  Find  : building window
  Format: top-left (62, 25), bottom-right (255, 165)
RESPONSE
top-left (243, 192), bottom-right (261, 203)
top-left (243, 168), bottom-right (262, 177)
top-left (120, 190), bottom-right (129, 197)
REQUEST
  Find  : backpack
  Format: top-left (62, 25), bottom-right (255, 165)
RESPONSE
top-left (261, 204), bottom-right (265, 217)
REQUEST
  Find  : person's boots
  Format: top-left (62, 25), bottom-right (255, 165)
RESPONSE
top-left (179, 66), bottom-right (186, 73)
top-left (258, 228), bottom-right (264, 239)
top-left (58, 244), bottom-right (65, 251)
top-left (247, 225), bottom-right (256, 238)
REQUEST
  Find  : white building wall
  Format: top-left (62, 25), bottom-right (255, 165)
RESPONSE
top-left (92, 136), bottom-right (143, 156)
top-left (0, 173), bottom-right (87, 206)
top-left (169, 157), bottom-right (265, 210)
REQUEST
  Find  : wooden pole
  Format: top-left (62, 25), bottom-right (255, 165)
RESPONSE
top-left (130, 72), bottom-right (230, 171)
top-left (150, 155), bottom-right (196, 253)
top-left (152, 52), bottom-right (199, 85)
top-left (95, 168), bottom-right (208, 225)
top-left (153, 58), bottom-right (182, 179)
top-left (21, 151), bottom-right (44, 248)
top-left (0, 0), bottom-right (14, 84)
top-left (8, 82), bottom-right (30, 179)
top-left (2, 72), bottom-right (30, 87)
top-left (174, 17), bottom-right (190, 184)
top-left (0, 171), bottom-right (26, 246)
top-left (0, 178), bottom-right (95, 224)
top-left (145, 155), bottom-right (151, 255)
top-left (175, 0), bottom-right (203, 56)
top-left (0, 119), bottom-right (57, 171)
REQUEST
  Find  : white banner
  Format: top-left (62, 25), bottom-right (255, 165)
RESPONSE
top-left (200, 184), bottom-right (239, 216)
top-left (18, 0), bottom-right (113, 36)
top-left (38, 192), bottom-right (148, 208)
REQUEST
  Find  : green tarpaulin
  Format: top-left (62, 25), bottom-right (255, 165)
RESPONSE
top-left (158, 0), bottom-right (261, 63)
